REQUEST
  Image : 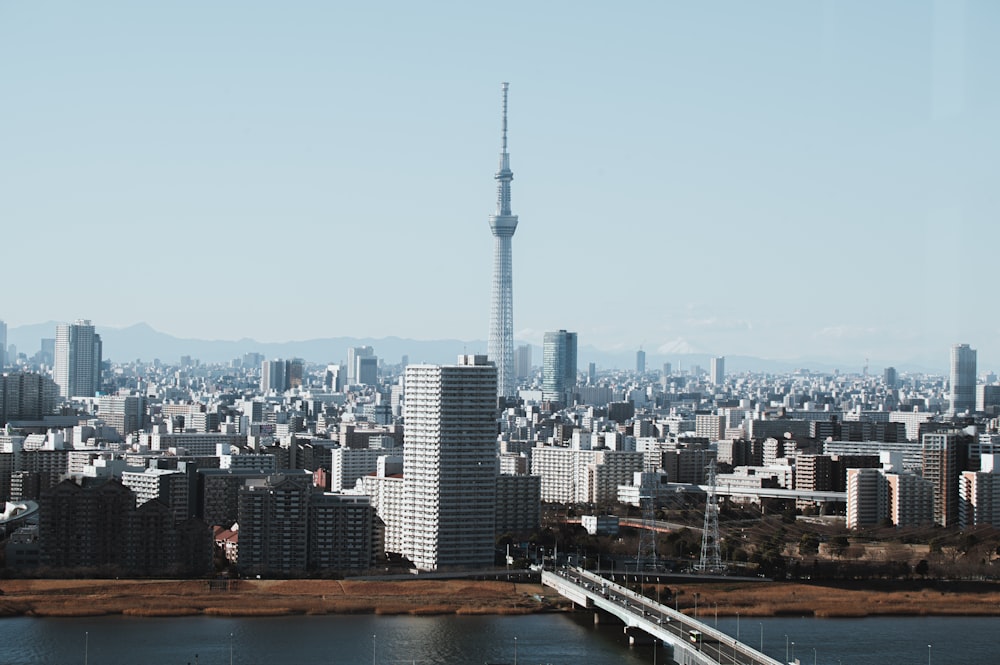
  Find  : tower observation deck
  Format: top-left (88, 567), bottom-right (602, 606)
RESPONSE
top-left (488, 82), bottom-right (518, 398)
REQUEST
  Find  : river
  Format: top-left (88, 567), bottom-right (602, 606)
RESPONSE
top-left (0, 612), bottom-right (995, 665)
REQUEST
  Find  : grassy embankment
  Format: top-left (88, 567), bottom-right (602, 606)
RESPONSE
top-left (0, 579), bottom-right (559, 618)
top-left (667, 580), bottom-right (1000, 618)
top-left (2, 578), bottom-right (1000, 619)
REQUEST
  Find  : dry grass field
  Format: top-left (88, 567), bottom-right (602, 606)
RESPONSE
top-left (2, 578), bottom-right (999, 619)
top-left (0, 579), bottom-right (559, 618)
top-left (668, 581), bottom-right (1000, 618)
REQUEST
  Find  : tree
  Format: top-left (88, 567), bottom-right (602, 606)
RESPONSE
top-left (798, 533), bottom-right (820, 556)
top-left (915, 559), bottom-right (929, 578)
top-left (828, 535), bottom-right (849, 558)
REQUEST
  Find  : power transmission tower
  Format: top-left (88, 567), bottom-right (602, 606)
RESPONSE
top-left (636, 472), bottom-right (661, 571)
top-left (696, 463), bottom-right (724, 573)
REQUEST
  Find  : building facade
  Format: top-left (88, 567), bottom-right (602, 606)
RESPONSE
top-left (53, 320), bottom-right (102, 398)
top-left (403, 355), bottom-right (497, 571)
top-left (542, 330), bottom-right (577, 403)
top-left (949, 343), bottom-right (977, 415)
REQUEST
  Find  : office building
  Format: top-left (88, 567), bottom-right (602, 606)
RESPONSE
top-left (710, 356), bottom-right (725, 386)
top-left (261, 359), bottom-right (289, 393)
top-left (949, 343), bottom-right (976, 415)
top-left (403, 355), bottom-right (497, 571)
top-left (884, 366), bottom-right (898, 389)
top-left (0, 319), bottom-right (5, 366)
top-left (976, 385), bottom-right (1000, 414)
top-left (487, 83), bottom-right (519, 399)
top-left (347, 346), bottom-right (374, 385)
top-left (356, 355), bottom-right (378, 386)
top-left (542, 330), bottom-right (577, 403)
top-left (636, 349), bottom-right (646, 374)
top-left (514, 344), bottom-right (531, 380)
top-left (53, 320), bottom-right (102, 398)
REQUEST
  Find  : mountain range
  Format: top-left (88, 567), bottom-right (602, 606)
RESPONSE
top-left (7, 321), bottom-right (945, 375)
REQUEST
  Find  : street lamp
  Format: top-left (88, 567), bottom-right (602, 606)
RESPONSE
top-left (372, 634), bottom-right (376, 665)
top-left (785, 635), bottom-right (789, 664)
top-left (229, 632), bottom-right (234, 665)
top-left (813, 647), bottom-right (817, 665)
top-left (85, 631), bottom-right (89, 665)
top-left (791, 641), bottom-right (795, 663)
top-left (928, 644), bottom-right (932, 665)
top-left (759, 623), bottom-right (763, 653)
top-left (514, 636), bottom-right (517, 665)
top-left (736, 611), bottom-right (740, 641)
top-left (713, 602), bottom-right (718, 627)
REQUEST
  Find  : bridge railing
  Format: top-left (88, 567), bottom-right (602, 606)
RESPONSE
top-left (559, 566), bottom-right (783, 665)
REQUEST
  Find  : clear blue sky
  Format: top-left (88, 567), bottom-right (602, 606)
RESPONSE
top-left (1, 1), bottom-right (997, 369)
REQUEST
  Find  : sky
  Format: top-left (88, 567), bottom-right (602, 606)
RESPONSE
top-left (1, 1), bottom-right (998, 369)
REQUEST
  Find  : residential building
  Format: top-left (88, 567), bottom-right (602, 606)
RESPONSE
top-left (403, 355), bottom-right (497, 571)
top-left (921, 431), bottom-right (971, 527)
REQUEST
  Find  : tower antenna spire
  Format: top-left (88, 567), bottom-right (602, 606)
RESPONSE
top-left (501, 81), bottom-right (509, 154)
top-left (495, 82), bottom-right (514, 216)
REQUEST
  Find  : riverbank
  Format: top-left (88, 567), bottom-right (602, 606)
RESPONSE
top-left (0, 579), bottom-right (561, 618)
top-left (667, 579), bottom-right (1000, 618)
top-left (2, 578), bottom-right (1000, 619)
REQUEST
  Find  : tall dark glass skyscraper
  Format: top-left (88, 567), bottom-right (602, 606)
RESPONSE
top-left (949, 343), bottom-right (976, 416)
top-left (542, 330), bottom-right (577, 402)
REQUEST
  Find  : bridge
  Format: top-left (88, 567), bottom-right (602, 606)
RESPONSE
top-left (542, 567), bottom-right (783, 665)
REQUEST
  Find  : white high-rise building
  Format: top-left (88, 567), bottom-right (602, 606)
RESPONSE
top-left (487, 83), bottom-right (518, 399)
top-left (53, 320), bottom-right (102, 398)
top-left (403, 355), bottom-right (497, 571)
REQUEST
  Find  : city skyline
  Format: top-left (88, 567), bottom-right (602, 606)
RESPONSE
top-left (2, 2), bottom-right (997, 364)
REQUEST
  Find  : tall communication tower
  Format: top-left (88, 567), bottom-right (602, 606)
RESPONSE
top-left (696, 464), bottom-right (724, 573)
top-left (487, 82), bottom-right (519, 399)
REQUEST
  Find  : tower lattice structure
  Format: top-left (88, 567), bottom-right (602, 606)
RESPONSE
top-left (488, 82), bottom-right (518, 399)
top-left (696, 463), bottom-right (724, 573)
top-left (636, 476), bottom-right (659, 571)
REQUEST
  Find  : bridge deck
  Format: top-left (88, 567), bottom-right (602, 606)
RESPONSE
top-left (542, 567), bottom-right (784, 665)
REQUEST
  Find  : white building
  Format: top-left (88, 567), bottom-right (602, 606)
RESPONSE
top-left (53, 320), bottom-right (102, 398)
top-left (402, 355), bottom-right (497, 571)
top-left (531, 446), bottom-right (645, 504)
top-left (959, 454), bottom-right (1000, 529)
